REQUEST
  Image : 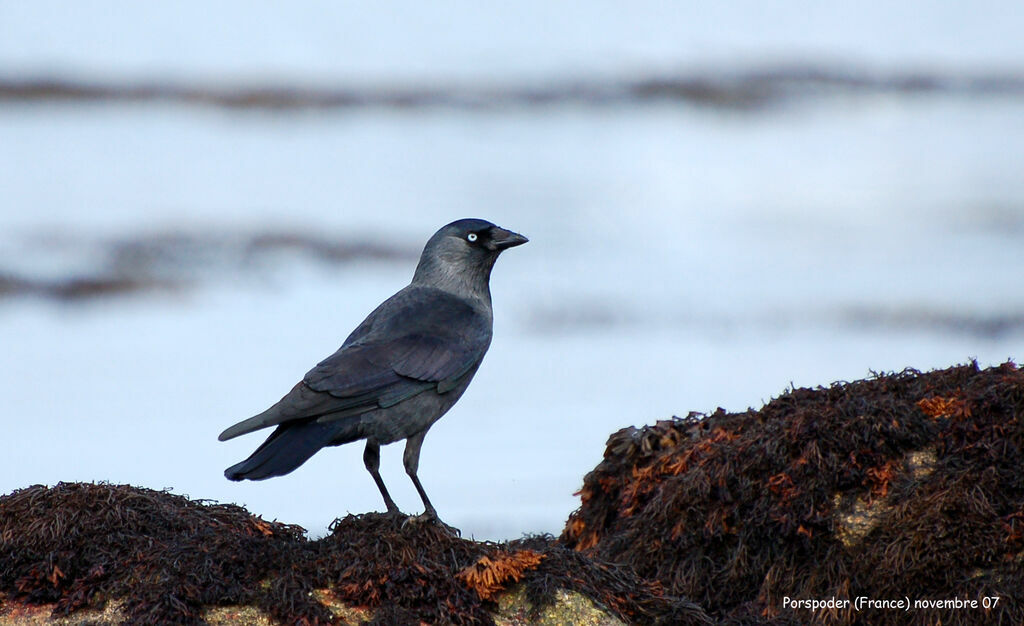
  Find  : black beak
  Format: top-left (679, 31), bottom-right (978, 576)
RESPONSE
top-left (489, 227), bottom-right (529, 251)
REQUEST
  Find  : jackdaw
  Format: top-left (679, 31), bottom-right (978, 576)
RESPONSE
top-left (219, 218), bottom-right (527, 520)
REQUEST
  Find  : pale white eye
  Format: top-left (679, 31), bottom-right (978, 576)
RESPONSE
top-left (467, 233), bottom-right (478, 242)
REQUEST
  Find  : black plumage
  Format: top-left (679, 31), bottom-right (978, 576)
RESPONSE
top-left (219, 218), bottom-right (527, 519)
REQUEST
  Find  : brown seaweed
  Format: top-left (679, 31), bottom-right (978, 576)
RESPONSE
top-left (0, 483), bottom-right (707, 625)
top-left (562, 361), bottom-right (1024, 624)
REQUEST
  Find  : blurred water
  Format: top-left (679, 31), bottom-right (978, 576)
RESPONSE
top-left (2, 3), bottom-right (1024, 539)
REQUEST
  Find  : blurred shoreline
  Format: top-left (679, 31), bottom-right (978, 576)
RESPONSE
top-left (3, 64), bottom-right (1024, 112)
top-left (1, 227), bottom-right (1022, 341)
top-left (0, 229), bottom-right (415, 302)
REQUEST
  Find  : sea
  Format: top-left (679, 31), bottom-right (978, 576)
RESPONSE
top-left (2, 1), bottom-right (1023, 539)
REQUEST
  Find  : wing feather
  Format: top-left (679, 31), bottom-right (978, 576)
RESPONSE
top-left (218, 285), bottom-right (491, 440)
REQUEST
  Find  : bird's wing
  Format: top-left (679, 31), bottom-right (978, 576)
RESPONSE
top-left (218, 287), bottom-right (491, 441)
top-left (306, 287), bottom-right (492, 401)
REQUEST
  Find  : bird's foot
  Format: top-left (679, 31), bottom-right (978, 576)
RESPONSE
top-left (379, 508), bottom-right (408, 526)
top-left (400, 511), bottom-right (461, 537)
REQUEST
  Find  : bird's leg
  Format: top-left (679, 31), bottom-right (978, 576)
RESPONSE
top-left (363, 440), bottom-right (400, 515)
top-left (402, 433), bottom-right (459, 536)
top-left (402, 431), bottom-right (437, 519)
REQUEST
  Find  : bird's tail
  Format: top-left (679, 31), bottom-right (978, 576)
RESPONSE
top-left (224, 417), bottom-right (361, 481)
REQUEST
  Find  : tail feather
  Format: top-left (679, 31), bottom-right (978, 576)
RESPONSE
top-left (224, 417), bottom-right (361, 481)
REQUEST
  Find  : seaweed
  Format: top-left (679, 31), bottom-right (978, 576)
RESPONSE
top-left (6, 362), bottom-right (1020, 624)
top-left (562, 361), bottom-right (1024, 624)
top-left (0, 484), bottom-right (708, 624)
top-left (0, 482), bottom-right (311, 624)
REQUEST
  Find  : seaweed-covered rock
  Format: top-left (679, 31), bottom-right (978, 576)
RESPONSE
top-left (562, 362), bottom-right (1024, 624)
top-left (8, 362), bottom-right (1018, 625)
top-left (0, 482), bottom-right (314, 625)
top-left (0, 482), bottom-right (708, 625)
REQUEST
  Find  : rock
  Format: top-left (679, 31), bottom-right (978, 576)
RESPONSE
top-left (10, 362), bottom-right (1016, 624)
top-left (562, 361), bottom-right (1024, 625)
top-left (0, 483), bottom-right (707, 625)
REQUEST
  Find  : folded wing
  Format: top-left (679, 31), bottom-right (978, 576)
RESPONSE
top-left (218, 287), bottom-right (491, 441)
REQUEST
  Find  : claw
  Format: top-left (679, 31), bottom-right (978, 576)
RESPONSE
top-left (397, 511), bottom-right (461, 536)
top-left (422, 512), bottom-right (461, 537)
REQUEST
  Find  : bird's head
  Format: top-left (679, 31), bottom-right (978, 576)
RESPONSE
top-left (412, 218), bottom-right (528, 298)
